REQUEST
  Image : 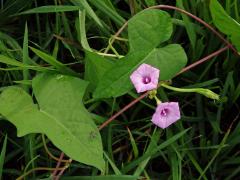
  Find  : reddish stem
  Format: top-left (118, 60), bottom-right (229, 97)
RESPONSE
top-left (52, 152), bottom-right (64, 178)
top-left (98, 45), bottom-right (230, 130)
top-left (98, 93), bottom-right (148, 130)
top-left (176, 46), bottom-right (230, 76)
top-left (54, 159), bottom-right (72, 180)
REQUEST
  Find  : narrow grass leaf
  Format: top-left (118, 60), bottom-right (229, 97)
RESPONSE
top-left (103, 152), bottom-right (122, 175)
top-left (177, 0), bottom-right (196, 48)
top-left (79, 10), bottom-right (91, 51)
top-left (127, 127), bottom-right (139, 159)
top-left (134, 128), bottom-right (160, 177)
top-left (17, 6), bottom-right (80, 15)
top-left (198, 128), bottom-right (230, 180)
top-left (23, 22), bottom-right (29, 91)
top-left (61, 175), bottom-right (138, 180)
top-left (88, 0), bottom-right (126, 26)
top-left (29, 47), bottom-right (78, 76)
top-left (0, 55), bottom-right (50, 71)
top-left (122, 128), bottom-right (190, 173)
top-left (0, 135), bottom-right (7, 180)
top-left (70, 0), bottom-right (103, 28)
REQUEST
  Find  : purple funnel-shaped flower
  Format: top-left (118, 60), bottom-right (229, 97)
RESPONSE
top-left (151, 102), bottom-right (181, 129)
top-left (130, 63), bottom-right (160, 93)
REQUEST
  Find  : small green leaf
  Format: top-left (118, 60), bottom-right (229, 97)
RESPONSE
top-left (0, 73), bottom-right (104, 171)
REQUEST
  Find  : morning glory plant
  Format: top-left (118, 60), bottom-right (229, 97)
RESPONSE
top-left (130, 63), bottom-right (220, 129)
top-left (130, 63), bottom-right (181, 128)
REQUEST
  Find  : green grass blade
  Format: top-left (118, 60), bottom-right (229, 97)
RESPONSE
top-left (103, 151), bottom-right (122, 175)
top-left (70, 0), bottom-right (103, 28)
top-left (23, 22), bottom-right (29, 91)
top-left (88, 0), bottom-right (126, 26)
top-left (61, 175), bottom-right (138, 180)
top-left (127, 127), bottom-right (139, 159)
top-left (29, 47), bottom-right (78, 76)
top-left (0, 135), bottom-right (8, 180)
top-left (122, 128), bottom-right (190, 173)
top-left (134, 128), bottom-right (160, 177)
top-left (79, 10), bottom-right (91, 51)
top-left (16, 5), bottom-right (80, 15)
top-left (0, 55), bottom-right (49, 71)
top-left (176, 0), bottom-right (196, 49)
top-left (197, 128), bottom-right (230, 180)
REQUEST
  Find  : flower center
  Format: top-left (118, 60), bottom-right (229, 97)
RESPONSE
top-left (160, 108), bottom-right (169, 116)
top-left (142, 76), bottom-right (151, 84)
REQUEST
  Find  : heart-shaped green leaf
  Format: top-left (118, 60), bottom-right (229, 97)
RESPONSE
top-left (0, 73), bottom-right (104, 171)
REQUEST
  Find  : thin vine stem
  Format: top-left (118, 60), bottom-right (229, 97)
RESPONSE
top-left (51, 152), bottom-right (65, 177)
top-left (54, 159), bottom-right (72, 180)
top-left (42, 134), bottom-right (70, 163)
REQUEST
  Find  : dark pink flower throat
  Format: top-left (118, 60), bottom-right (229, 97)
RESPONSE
top-left (160, 108), bottom-right (169, 116)
top-left (142, 76), bottom-right (151, 84)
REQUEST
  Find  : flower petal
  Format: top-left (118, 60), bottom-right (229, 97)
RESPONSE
top-left (151, 102), bottom-right (181, 129)
top-left (130, 63), bottom-right (160, 93)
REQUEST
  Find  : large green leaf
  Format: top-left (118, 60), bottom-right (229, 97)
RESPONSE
top-left (93, 9), bottom-right (187, 99)
top-left (0, 74), bottom-right (104, 171)
top-left (210, 0), bottom-right (240, 51)
top-left (93, 44), bottom-right (187, 98)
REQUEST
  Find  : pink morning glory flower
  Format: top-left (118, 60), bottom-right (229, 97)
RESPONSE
top-left (130, 63), bottom-right (160, 93)
top-left (151, 102), bottom-right (181, 129)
